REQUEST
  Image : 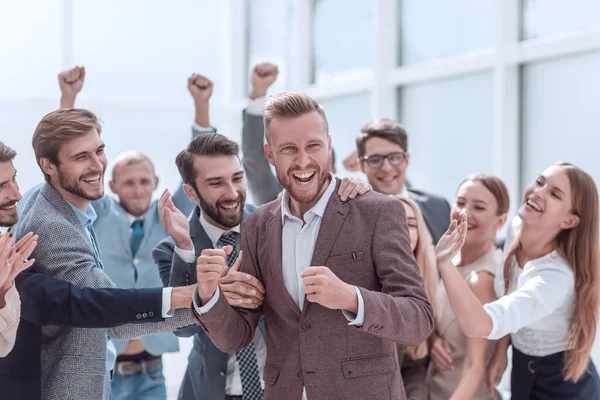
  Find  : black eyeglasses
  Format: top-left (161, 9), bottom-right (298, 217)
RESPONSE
top-left (360, 152), bottom-right (407, 168)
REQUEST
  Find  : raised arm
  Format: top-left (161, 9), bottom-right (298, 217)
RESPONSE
top-left (242, 63), bottom-right (282, 205)
top-left (58, 66), bottom-right (85, 108)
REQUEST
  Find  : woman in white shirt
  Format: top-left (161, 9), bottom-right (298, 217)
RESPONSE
top-left (435, 162), bottom-right (600, 399)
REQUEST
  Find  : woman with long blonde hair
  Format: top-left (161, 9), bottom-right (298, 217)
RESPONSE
top-left (394, 195), bottom-right (438, 399)
top-left (436, 162), bottom-right (600, 398)
top-left (427, 174), bottom-right (509, 400)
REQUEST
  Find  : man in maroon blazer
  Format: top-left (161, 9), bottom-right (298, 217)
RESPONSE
top-left (192, 92), bottom-right (434, 400)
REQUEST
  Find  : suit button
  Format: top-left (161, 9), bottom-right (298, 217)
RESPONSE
top-left (142, 313), bottom-right (148, 318)
top-left (220, 371), bottom-right (226, 377)
top-left (296, 370), bottom-right (303, 379)
top-left (136, 314), bottom-right (142, 319)
top-left (133, 258), bottom-right (140, 265)
top-left (300, 323), bottom-right (309, 332)
top-left (149, 312), bottom-right (154, 317)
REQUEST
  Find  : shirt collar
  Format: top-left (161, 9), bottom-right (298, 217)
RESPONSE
top-left (67, 201), bottom-right (97, 228)
top-left (199, 210), bottom-right (241, 249)
top-left (0, 226), bottom-right (8, 234)
top-left (281, 173), bottom-right (337, 224)
top-left (128, 214), bottom-right (144, 226)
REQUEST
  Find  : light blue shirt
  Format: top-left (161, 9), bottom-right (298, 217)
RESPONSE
top-left (67, 202), bottom-right (117, 376)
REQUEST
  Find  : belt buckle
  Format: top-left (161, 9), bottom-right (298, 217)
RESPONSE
top-left (116, 361), bottom-right (138, 375)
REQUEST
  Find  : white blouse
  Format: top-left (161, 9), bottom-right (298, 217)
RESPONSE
top-left (484, 217), bottom-right (575, 356)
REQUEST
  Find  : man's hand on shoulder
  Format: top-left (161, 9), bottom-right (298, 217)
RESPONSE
top-left (338, 177), bottom-right (371, 202)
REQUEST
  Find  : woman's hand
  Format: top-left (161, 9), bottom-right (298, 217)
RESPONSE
top-left (435, 212), bottom-right (467, 266)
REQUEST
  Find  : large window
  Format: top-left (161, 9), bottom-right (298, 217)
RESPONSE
top-left (247, 0), bottom-right (293, 92)
top-left (521, 0), bottom-right (600, 40)
top-left (398, 73), bottom-right (494, 202)
top-left (72, 0), bottom-right (224, 104)
top-left (319, 94), bottom-right (371, 177)
top-left (398, 0), bottom-right (496, 65)
top-left (312, 0), bottom-right (373, 84)
top-left (521, 51), bottom-right (600, 190)
top-left (0, 0), bottom-right (62, 98)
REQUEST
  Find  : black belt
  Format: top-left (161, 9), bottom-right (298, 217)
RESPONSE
top-left (115, 356), bottom-right (162, 375)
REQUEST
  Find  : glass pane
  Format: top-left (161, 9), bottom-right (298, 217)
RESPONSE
top-left (0, 0), bottom-right (62, 98)
top-left (522, 0), bottom-right (600, 40)
top-left (312, 0), bottom-right (373, 84)
top-left (94, 104), bottom-right (229, 199)
top-left (248, 0), bottom-right (294, 92)
top-left (398, 72), bottom-right (494, 203)
top-left (521, 51), bottom-right (600, 364)
top-left (399, 0), bottom-right (495, 65)
top-left (72, 0), bottom-right (224, 104)
top-left (319, 94), bottom-right (371, 177)
top-left (0, 102), bottom-right (54, 192)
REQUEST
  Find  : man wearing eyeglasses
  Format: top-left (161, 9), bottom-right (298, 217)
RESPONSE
top-left (355, 119), bottom-right (450, 244)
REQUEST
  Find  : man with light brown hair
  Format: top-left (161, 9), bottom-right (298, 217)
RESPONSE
top-left (193, 91), bottom-right (434, 400)
top-left (14, 108), bottom-right (202, 400)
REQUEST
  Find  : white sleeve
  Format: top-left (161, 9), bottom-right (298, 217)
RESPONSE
top-left (484, 262), bottom-right (574, 340)
top-left (247, 97), bottom-right (266, 116)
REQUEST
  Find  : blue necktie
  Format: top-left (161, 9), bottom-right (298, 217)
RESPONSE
top-left (131, 220), bottom-right (144, 256)
top-left (218, 232), bottom-right (263, 400)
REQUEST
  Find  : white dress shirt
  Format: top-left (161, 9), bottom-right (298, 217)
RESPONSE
top-left (484, 216), bottom-right (576, 356)
top-left (177, 212), bottom-right (267, 396)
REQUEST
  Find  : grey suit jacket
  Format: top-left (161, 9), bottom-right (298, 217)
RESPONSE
top-left (195, 178), bottom-right (434, 400)
top-left (153, 205), bottom-right (266, 400)
top-left (14, 183), bottom-right (198, 400)
top-left (239, 111), bottom-right (451, 244)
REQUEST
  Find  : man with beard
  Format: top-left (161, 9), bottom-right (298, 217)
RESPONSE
top-left (153, 130), bottom-right (369, 400)
top-left (58, 65), bottom-right (210, 399)
top-left (13, 110), bottom-right (203, 400)
top-left (0, 140), bottom-right (199, 399)
top-left (191, 92), bottom-right (434, 400)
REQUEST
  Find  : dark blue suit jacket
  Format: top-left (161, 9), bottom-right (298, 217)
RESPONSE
top-left (0, 270), bottom-right (166, 399)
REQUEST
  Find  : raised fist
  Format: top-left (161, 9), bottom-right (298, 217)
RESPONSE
top-left (250, 63), bottom-right (279, 99)
top-left (188, 74), bottom-right (214, 103)
top-left (58, 66), bottom-right (85, 99)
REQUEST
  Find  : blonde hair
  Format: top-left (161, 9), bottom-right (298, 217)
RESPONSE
top-left (397, 195), bottom-right (439, 359)
top-left (503, 162), bottom-right (599, 381)
top-left (262, 92), bottom-right (329, 143)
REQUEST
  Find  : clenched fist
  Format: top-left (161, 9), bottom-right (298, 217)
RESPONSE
top-left (196, 246), bottom-right (230, 304)
top-left (188, 74), bottom-right (214, 103)
top-left (250, 63), bottom-right (278, 99)
top-left (301, 266), bottom-right (358, 312)
top-left (58, 66), bottom-right (85, 108)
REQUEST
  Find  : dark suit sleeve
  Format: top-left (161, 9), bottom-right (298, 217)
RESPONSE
top-left (357, 199), bottom-right (434, 345)
top-left (152, 237), bottom-right (203, 337)
top-left (15, 271), bottom-right (163, 327)
top-left (241, 110), bottom-right (282, 205)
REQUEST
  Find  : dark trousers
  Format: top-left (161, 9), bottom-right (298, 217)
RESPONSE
top-left (512, 347), bottom-right (600, 399)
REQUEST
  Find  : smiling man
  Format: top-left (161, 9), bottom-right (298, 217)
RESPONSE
top-left (14, 109), bottom-right (201, 400)
top-left (192, 92), bottom-right (434, 400)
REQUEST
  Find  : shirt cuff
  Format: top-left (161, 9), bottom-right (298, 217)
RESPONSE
top-left (343, 286), bottom-right (365, 326)
top-left (193, 286), bottom-right (220, 315)
top-left (161, 287), bottom-right (174, 318)
top-left (175, 245), bottom-right (196, 263)
top-left (246, 97), bottom-right (266, 116)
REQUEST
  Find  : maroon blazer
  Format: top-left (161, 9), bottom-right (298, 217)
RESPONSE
top-left (195, 179), bottom-right (433, 400)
